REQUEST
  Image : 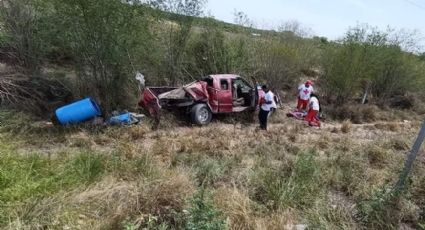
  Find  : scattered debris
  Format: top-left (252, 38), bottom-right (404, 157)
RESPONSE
top-left (135, 72), bottom-right (145, 91)
top-left (107, 111), bottom-right (144, 125)
top-left (53, 97), bottom-right (145, 127)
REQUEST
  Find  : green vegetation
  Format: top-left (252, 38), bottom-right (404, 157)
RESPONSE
top-left (0, 147), bottom-right (106, 225)
top-left (322, 25), bottom-right (425, 106)
top-left (1, 0), bottom-right (425, 229)
top-left (3, 0), bottom-right (424, 117)
top-left (0, 109), bottom-right (424, 229)
top-left (185, 189), bottom-right (227, 230)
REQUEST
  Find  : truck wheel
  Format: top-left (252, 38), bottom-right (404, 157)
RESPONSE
top-left (191, 104), bottom-right (212, 125)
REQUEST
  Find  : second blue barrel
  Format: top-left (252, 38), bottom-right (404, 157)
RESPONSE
top-left (55, 98), bottom-right (102, 125)
top-left (108, 112), bottom-right (131, 125)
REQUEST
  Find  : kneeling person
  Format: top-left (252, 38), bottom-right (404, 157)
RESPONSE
top-left (305, 93), bottom-right (321, 127)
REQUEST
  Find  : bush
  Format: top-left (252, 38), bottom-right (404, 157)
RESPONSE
top-left (321, 25), bottom-right (425, 106)
top-left (50, 0), bottom-right (154, 111)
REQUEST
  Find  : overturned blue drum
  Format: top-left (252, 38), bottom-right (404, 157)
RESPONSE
top-left (55, 98), bottom-right (102, 125)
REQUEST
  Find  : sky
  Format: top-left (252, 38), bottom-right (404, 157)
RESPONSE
top-left (206, 0), bottom-right (425, 42)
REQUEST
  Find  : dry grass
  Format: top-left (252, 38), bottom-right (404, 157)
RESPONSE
top-left (335, 137), bottom-right (353, 152)
top-left (367, 145), bottom-right (389, 167)
top-left (213, 187), bottom-right (257, 229)
top-left (390, 138), bottom-right (410, 151)
top-left (8, 169), bottom-right (195, 229)
top-left (374, 122), bottom-right (400, 132)
top-left (341, 120), bottom-right (352, 133)
top-left (288, 133), bottom-right (297, 143)
top-left (316, 135), bottom-right (331, 150)
top-left (2, 107), bottom-right (425, 229)
top-left (254, 211), bottom-right (298, 230)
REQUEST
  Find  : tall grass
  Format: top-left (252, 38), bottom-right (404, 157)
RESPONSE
top-left (0, 150), bottom-right (105, 225)
top-left (1, 108), bottom-right (424, 229)
top-left (250, 151), bottom-right (323, 211)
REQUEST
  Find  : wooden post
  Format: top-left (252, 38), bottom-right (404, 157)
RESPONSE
top-left (394, 120), bottom-right (425, 193)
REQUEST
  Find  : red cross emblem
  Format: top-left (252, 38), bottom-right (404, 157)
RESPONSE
top-left (303, 89), bottom-right (309, 95)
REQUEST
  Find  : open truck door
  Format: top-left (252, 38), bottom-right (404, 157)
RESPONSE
top-left (249, 75), bottom-right (261, 109)
top-left (138, 87), bottom-right (164, 119)
top-left (254, 83), bottom-right (259, 108)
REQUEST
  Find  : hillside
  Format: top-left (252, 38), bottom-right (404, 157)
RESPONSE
top-left (1, 0), bottom-right (425, 229)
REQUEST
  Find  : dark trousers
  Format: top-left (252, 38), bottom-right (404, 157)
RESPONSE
top-left (258, 108), bottom-right (269, 130)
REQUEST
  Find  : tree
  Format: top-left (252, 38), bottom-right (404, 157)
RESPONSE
top-left (0, 0), bottom-right (54, 73)
top-left (52, 0), bottom-right (153, 111)
top-left (277, 20), bottom-right (313, 38)
top-left (233, 10), bottom-right (253, 28)
top-left (322, 24), bottom-right (425, 105)
top-left (147, 0), bottom-right (206, 16)
top-left (148, 0), bottom-right (207, 84)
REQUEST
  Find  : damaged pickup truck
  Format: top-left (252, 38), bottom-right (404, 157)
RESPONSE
top-left (138, 74), bottom-right (263, 125)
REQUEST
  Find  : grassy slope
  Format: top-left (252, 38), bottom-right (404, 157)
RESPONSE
top-left (1, 107), bottom-right (425, 229)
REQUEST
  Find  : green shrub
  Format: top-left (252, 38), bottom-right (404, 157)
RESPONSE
top-left (194, 156), bottom-right (237, 186)
top-left (307, 198), bottom-right (357, 229)
top-left (358, 188), bottom-right (402, 229)
top-left (325, 151), bottom-right (368, 196)
top-left (0, 148), bottom-right (105, 226)
top-left (68, 152), bottom-right (104, 183)
top-left (250, 151), bottom-right (323, 210)
top-left (185, 189), bottom-right (227, 230)
top-left (322, 25), bottom-right (425, 106)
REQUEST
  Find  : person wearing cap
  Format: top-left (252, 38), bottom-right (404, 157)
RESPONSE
top-left (259, 85), bottom-right (273, 130)
top-left (297, 80), bottom-right (314, 111)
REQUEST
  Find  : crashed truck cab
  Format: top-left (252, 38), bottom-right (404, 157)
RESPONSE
top-left (138, 74), bottom-right (260, 125)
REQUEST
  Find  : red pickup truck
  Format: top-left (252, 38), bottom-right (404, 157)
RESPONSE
top-left (138, 74), bottom-right (263, 125)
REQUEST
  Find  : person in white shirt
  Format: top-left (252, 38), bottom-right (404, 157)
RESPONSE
top-left (270, 91), bottom-right (277, 109)
top-left (267, 90), bottom-right (277, 118)
top-left (297, 80), bottom-right (314, 111)
top-left (259, 85), bottom-right (273, 130)
top-left (304, 93), bottom-right (321, 127)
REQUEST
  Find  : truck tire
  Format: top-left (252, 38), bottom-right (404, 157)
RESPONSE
top-left (191, 104), bottom-right (212, 125)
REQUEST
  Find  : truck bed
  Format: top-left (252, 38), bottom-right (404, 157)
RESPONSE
top-left (139, 81), bottom-right (209, 117)
top-left (147, 87), bottom-right (179, 98)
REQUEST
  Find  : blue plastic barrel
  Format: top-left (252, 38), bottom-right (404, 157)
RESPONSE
top-left (55, 98), bottom-right (102, 125)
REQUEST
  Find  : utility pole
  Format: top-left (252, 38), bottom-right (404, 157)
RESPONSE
top-left (394, 120), bottom-right (425, 194)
